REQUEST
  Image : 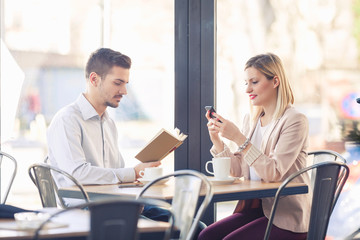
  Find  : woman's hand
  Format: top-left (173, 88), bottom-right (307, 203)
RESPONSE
top-left (209, 112), bottom-right (247, 146)
top-left (205, 110), bottom-right (224, 152)
top-left (205, 110), bottom-right (221, 141)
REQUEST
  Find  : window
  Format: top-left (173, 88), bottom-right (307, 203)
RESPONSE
top-left (1, 0), bottom-right (174, 208)
top-left (216, 1), bottom-right (360, 237)
top-left (217, 0), bottom-right (360, 154)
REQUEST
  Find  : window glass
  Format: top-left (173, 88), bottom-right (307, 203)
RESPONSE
top-left (217, 1), bottom-right (360, 238)
top-left (1, 0), bottom-right (174, 208)
top-left (217, 0), bottom-right (360, 152)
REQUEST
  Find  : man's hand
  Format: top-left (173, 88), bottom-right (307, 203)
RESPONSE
top-left (134, 161), bottom-right (161, 179)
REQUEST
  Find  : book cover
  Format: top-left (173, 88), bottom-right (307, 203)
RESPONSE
top-left (135, 128), bottom-right (187, 162)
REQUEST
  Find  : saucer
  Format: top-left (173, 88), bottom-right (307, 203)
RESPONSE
top-left (207, 176), bottom-right (236, 185)
top-left (138, 178), bottom-right (169, 185)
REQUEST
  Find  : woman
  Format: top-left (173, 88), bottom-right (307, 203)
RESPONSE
top-left (198, 53), bottom-right (310, 240)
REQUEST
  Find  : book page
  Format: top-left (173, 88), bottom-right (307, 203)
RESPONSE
top-left (173, 127), bottom-right (188, 141)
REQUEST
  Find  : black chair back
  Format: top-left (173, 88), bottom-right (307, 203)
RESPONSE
top-left (308, 162), bottom-right (347, 239)
top-left (264, 161), bottom-right (349, 240)
top-left (88, 200), bottom-right (142, 240)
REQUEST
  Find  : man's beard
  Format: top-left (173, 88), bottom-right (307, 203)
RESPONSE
top-left (106, 101), bottom-right (119, 108)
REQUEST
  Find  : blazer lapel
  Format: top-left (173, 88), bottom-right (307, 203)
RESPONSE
top-left (261, 105), bottom-right (292, 152)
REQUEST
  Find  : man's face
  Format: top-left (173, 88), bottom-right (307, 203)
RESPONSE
top-left (98, 66), bottom-right (130, 108)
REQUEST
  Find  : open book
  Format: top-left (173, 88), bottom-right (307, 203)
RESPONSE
top-left (135, 128), bottom-right (188, 162)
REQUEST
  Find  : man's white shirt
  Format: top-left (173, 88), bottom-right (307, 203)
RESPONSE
top-left (47, 93), bottom-right (135, 188)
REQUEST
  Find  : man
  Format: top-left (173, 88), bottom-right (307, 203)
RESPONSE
top-left (47, 48), bottom-right (160, 188)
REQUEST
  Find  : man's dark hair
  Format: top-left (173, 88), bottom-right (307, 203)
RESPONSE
top-left (85, 48), bottom-right (131, 79)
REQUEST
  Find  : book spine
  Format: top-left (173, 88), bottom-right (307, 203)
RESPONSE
top-left (169, 146), bottom-right (177, 153)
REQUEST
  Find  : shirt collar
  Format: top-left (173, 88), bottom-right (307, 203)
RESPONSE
top-left (76, 93), bottom-right (109, 121)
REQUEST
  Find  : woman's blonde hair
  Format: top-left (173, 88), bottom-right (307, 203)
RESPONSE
top-left (244, 53), bottom-right (294, 123)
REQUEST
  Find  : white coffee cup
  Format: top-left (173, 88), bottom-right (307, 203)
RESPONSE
top-left (205, 157), bottom-right (231, 179)
top-left (139, 167), bottom-right (163, 180)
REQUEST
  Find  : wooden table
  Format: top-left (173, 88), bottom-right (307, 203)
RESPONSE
top-left (59, 178), bottom-right (308, 225)
top-left (0, 209), bottom-right (173, 240)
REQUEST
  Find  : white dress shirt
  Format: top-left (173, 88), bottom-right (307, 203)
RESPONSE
top-left (47, 93), bottom-right (135, 187)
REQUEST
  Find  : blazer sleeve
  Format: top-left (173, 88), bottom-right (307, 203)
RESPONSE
top-left (243, 111), bottom-right (309, 182)
top-left (209, 114), bottom-right (251, 178)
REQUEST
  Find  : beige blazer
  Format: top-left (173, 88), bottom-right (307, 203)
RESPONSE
top-left (211, 106), bottom-right (311, 233)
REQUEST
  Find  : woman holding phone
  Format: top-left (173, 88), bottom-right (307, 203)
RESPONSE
top-left (198, 53), bottom-right (310, 240)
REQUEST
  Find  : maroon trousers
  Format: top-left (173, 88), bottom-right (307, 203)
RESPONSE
top-left (197, 205), bottom-right (307, 240)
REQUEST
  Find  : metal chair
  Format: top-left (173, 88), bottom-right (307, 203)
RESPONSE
top-left (136, 169), bottom-right (213, 240)
top-left (264, 161), bottom-right (350, 240)
top-left (308, 150), bottom-right (346, 164)
top-left (43, 156), bottom-right (49, 163)
top-left (28, 163), bottom-right (89, 208)
top-left (308, 150), bottom-right (347, 205)
top-left (0, 151), bottom-right (17, 204)
top-left (33, 198), bottom-right (175, 240)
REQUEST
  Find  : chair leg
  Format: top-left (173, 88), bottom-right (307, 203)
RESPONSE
top-left (192, 221), bottom-right (207, 240)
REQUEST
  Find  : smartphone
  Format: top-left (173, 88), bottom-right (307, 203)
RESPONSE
top-left (118, 183), bottom-right (144, 188)
top-left (205, 106), bottom-right (222, 122)
top-left (205, 106), bottom-right (216, 119)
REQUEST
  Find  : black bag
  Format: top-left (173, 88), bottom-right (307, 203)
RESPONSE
top-left (0, 204), bottom-right (35, 219)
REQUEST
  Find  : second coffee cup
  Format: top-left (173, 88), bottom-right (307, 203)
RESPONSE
top-left (139, 167), bottom-right (163, 180)
top-left (205, 157), bottom-right (231, 179)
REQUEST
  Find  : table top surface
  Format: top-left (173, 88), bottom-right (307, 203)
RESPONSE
top-left (0, 209), bottom-right (171, 239)
top-left (59, 178), bottom-right (308, 201)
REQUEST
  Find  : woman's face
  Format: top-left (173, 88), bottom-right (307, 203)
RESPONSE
top-left (244, 67), bottom-right (278, 107)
